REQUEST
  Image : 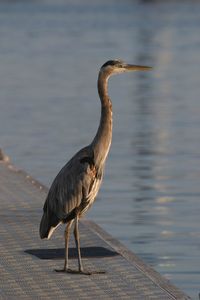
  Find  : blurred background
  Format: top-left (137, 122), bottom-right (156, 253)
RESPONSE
top-left (0, 0), bottom-right (200, 298)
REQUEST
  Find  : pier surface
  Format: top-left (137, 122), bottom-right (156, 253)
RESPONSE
top-left (0, 158), bottom-right (190, 299)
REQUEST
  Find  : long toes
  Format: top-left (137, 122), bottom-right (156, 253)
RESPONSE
top-left (80, 270), bottom-right (106, 275)
top-left (65, 269), bottom-right (91, 275)
top-left (88, 270), bottom-right (106, 275)
top-left (79, 270), bottom-right (92, 275)
top-left (55, 268), bottom-right (106, 275)
top-left (54, 268), bottom-right (66, 273)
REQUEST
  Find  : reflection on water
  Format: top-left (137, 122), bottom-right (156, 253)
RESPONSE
top-left (0, 0), bottom-right (200, 298)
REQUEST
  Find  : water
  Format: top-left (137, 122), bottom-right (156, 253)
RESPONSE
top-left (0, 0), bottom-right (200, 298)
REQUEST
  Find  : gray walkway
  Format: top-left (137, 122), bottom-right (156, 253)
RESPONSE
top-left (0, 158), bottom-right (190, 299)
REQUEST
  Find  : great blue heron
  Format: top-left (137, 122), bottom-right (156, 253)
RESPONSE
top-left (40, 59), bottom-right (151, 275)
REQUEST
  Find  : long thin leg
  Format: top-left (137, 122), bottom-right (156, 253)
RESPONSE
top-left (73, 215), bottom-right (83, 272)
top-left (55, 220), bottom-right (73, 272)
top-left (56, 216), bottom-right (105, 275)
top-left (73, 216), bottom-right (106, 275)
top-left (64, 220), bottom-right (73, 270)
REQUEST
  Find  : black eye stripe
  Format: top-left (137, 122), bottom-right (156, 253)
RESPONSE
top-left (101, 60), bottom-right (123, 68)
top-left (102, 60), bottom-right (116, 67)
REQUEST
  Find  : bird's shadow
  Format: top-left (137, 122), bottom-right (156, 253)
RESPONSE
top-left (25, 246), bottom-right (118, 260)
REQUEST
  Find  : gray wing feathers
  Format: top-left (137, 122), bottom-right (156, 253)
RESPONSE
top-left (43, 148), bottom-right (95, 221)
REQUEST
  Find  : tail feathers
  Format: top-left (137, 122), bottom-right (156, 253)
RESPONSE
top-left (39, 212), bottom-right (61, 239)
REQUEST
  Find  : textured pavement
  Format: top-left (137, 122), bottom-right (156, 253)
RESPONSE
top-left (0, 160), bottom-right (190, 299)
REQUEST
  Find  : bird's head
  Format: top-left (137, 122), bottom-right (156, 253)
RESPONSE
top-left (100, 59), bottom-right (152, 77)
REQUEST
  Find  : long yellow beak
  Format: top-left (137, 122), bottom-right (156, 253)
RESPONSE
top-left (124, 64), bottom-right (152, 71)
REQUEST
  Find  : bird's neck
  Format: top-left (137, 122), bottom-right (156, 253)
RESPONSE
top-left (91, 71), bottom-right (113, 168)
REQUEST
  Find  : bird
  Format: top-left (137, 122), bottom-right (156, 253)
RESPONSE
top-left (39, 59), bottom-right (152, 275)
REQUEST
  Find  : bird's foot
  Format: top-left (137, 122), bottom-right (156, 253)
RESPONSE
top-left (55, 268), bottom-right (106, 275)
top-left (68, 269), bottom-right (93, 275)
top-left (54, 268), bottom-right (67, 273)
top-left (82, 270), bottom-right (106, 275)
top-left (85, 270), bottom-right (106, 275)
top-left (70, 269), bottom-right (106, 275)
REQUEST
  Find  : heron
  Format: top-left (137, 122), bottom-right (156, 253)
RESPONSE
top-left (39, 59), bottom-right (151, 275)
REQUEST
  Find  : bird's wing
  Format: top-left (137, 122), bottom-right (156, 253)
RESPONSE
top-left (43, 147), bottom-right (98, 221)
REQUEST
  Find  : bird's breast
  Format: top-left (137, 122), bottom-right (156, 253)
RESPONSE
top-left (80, 176), bottom-right (102, 216)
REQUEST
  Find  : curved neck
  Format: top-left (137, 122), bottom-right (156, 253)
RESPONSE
top-left (97, 71), bottom-right (109, 105)
top-left (91, 70), bottom-right (113, 167)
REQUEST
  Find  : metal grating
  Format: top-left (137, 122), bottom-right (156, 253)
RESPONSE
top-left (0, 161), bottom-right (190, 299)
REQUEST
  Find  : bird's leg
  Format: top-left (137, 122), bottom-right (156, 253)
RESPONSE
top-left (56, 216), bottom-right (105, 275)
top-left (73, 215), bottom-right (84, 273)
top-left (55, 220), bottom-right (73, 272)
top-left (64, 220), bottom-right (73, 271)
top-left (72, 216), bottom-right (106, 275)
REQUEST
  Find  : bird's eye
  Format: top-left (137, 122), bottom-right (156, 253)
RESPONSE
top-left (117, 63), bottom-right (123, 68)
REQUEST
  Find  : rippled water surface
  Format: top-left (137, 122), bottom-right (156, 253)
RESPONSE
top-left (0, 1), bottom-right (200, 298)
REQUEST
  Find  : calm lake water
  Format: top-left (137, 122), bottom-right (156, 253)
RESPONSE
top-left (0, 0), bottom-right (200, 298)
